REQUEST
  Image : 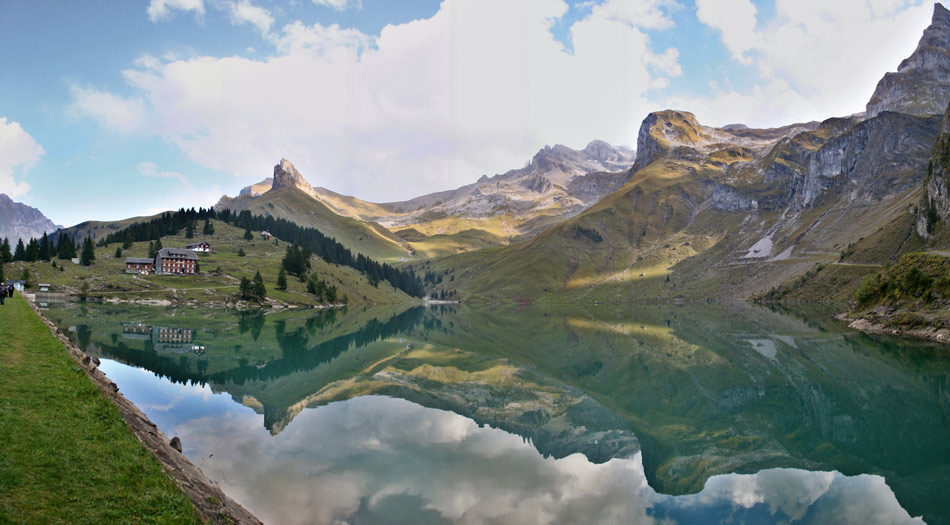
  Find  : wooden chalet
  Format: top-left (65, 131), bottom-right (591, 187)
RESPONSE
top-left (186, 241), bottom-right (211, 252)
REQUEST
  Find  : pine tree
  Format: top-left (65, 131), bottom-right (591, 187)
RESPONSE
top-left (203, 219), bottom-right (214, 235)
top-left (115, 246), bottom-right (123, 258)
top-left (276, 268), bottom-right (287, 290)
top-left (244, 228), bottom-right (253, 241)
top-left (38, 232), bottom-right (50, 261)
top-left (56, 233), bottom-right (72, 260)
top-left (148, 238), bottom-right (163, 258)
top-left (239, 276), bottom-right (251, 300)
top-left (185, 221), bottom-right (195, 239)
top-left (80, 237), bottom-right (96, 266)
top-left (237, 248), bottom-right (246, 257)
top-left (252, 271), bottom-right (266, 303)
top-left (25, 238), bottom-right (39, 262)
top-left (0, 237), bottom-right (10, 263)
top-left (122, 232), bottom-right (134, 249)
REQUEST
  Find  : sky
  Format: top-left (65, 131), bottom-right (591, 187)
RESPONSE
top-left (0, 0), bottom-right (939, 227)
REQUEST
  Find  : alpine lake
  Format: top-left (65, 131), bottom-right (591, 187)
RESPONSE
top-left (43, 300), bottom-right (950, 524)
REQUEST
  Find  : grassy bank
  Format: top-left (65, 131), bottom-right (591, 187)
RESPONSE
top-left (0, 294), bottom-right (200, 523)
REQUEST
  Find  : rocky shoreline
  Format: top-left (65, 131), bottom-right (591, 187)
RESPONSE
top-left (24, 299), bottom-right (262, 524)
top-left (836, 312), bottom-right (950, 344)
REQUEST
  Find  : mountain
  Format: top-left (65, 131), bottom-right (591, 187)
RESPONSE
top-left (0, 193), bottom-right (62, 244)
top-left (867, 3), bottom-right (950, 118)
top-left (216, 160), bottom-right (410, 263)
top-left (219, 142), bottom-right (634, 259)
top-left (436, 3), bottom-right (950, 303)
top-left (375, 140), bottom-right (635, 240)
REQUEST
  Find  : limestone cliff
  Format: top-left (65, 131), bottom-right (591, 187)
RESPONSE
top-left (867, 3), bottom-right (950, 118)
top-left (918, 100), bottom-right (950, 237)
top-left (0, 193), bottom-right (62, 244)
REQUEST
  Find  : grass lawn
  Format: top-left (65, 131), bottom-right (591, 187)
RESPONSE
top-left (0, 294), bottom-right (200, 523)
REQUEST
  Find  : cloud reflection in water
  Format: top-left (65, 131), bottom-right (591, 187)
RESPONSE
top-left (165, 395), bottom-right (920, 525)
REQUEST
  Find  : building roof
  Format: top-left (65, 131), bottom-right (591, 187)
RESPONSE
top-left (156, 248), bottom-right (198, 260)
top-left (185, 242), bottom-right (209, 248)
top-left (125, 257), bottom-right (155, 264)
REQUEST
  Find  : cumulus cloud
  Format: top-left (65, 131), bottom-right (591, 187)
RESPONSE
top-left (695, 0), bottom-right (760, 64)
top-left (691, 0), bottom-right (934, 125)
top-left (69, 86), bottom-right (148, 133)
top-left (147, 0), bottom-right (205, 22)
top-left (225, 0), bottom-right (274, 36)
top-left (588, 0), bottom-right (681, 30)
top-left (0, 117), bottom-right (44, 198)
top-left (90, 0), bottom-right (680, 202)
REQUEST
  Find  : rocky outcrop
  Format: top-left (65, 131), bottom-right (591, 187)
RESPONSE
top-left (867, 3), bottom-right (950, 119)
top-left (271, 158), bottom-right (316, 198)
top-left (375, 140), bottom-right (636, 237)
top-left (0, 193), bottom-right (62, 244)
top-left (918, 100), bottom-right (950, 237)
top-left (239, 178), bottom-right (272, 197)
top-left (759, 112), bottom-right (939, 211)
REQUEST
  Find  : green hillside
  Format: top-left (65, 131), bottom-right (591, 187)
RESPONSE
top-left (7, 220), bottom-right (414, 307)
top-left (220, 186), bottom-right (411, 263)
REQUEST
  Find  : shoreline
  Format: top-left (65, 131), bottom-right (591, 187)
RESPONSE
top-left (835, 312), bottom-right (950, 344)
top-left (22, 296), bottom-right (262, 524)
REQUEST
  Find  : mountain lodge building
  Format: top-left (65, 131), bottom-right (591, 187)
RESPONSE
top-left (186, 241), bottom-right (211, 252)
top-left (155, 248), bottom-right (198, 275)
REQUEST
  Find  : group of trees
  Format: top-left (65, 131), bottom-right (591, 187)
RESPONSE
top-left (99, 207), bottom-right (217, 246)
top-left (281, 244), bottom-right (312, 279)
top-left (306, 274), bottom-right (341, 304)
top-left (62, 206), bottom-right (426, 297)
top-left (147, 239), bottom-right (164, 258)
top-left (0, 232), bottom-right (91, 265)
top-left (219, 209), bottom-right (425, 297)
top-left (239, 271), bottom-right (267, 304)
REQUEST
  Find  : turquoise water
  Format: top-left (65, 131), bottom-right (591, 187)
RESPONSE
top-left (45, 302), bottom-right (950, 524)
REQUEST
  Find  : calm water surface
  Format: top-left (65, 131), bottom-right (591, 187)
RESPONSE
top-left (45, 302), bottom-right (950, 524)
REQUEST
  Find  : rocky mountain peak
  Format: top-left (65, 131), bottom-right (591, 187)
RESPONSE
top-left (0, 193), bottom-right (62, 243)
top-left (866, 2), bottom-right (950, 118)
top-left (271, 158), bottom-right (316, 197)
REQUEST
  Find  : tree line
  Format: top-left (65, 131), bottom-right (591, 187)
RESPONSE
top-left (1, 232), bottom-right (96, 267)
top-left (91, 206), bottom-right (424, 297)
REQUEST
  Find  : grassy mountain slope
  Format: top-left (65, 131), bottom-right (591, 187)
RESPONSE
top-left (429, 108), bottom-right (941, 304)
top-left (218, 186), bottom-right (411, 263)
top-left (9, 220), bottom-right (413, 306)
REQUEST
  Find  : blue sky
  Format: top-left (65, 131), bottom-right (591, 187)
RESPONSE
top-left (0, 0), bottom-right (936, 226)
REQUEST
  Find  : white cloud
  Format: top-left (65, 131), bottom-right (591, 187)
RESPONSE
top-left (0, 117), bottom-right (44, 198)
top-left (695, 0), bottom-right (760, 64)
top-left (226, 0), bottom-right (274, 36)
top-left (692, 0), bottom-right (934, 124)
top-left (147, 0), bottom-right (205, 22)
top-left (271, 21), bottom-right (374, 59)
top-left (69, 86), bottom-right (148, 133)
top-left (137, 161), bottom-right (186, 181)
top-left (88, 0), bottom-right (679, 202)
top-left (312, 0), bottom-right (359, 12)
top-left (589, 0), bottom-right (680, 30)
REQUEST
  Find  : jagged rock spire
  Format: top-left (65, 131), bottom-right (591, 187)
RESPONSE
top-left (866, 3), bottom-right (950, 118)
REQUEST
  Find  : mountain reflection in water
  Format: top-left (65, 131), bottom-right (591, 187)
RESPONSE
top-left (46, 302), bottom-right (950, 524)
